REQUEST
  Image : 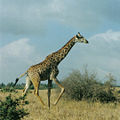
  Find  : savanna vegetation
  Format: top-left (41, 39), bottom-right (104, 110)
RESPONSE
top-left (60, 69), bottom-right (119, 103)
top-left (0, 94), bottom-right (29, 120)
top-left (0, 69), bottom-right (120, 120)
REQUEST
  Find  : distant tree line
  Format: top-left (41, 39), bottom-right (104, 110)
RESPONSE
top-left (0, 82), bottom-right (57, 90)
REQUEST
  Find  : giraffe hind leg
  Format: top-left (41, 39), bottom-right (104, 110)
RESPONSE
top-left (22, 76), bottom-right (31, 96)
top-left (34, 85), bottom-right (45, 106)
top-left (30, 74), bottom-right (45, 106)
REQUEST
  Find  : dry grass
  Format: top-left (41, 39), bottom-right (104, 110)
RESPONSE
top-left (0, 89), bottom-right (120, 120)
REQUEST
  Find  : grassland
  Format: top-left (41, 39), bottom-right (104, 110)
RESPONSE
top-left (0, 89), bottom-right (120, 120)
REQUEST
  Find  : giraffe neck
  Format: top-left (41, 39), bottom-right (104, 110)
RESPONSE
top-left (54, 36), bottom-right (76, 64)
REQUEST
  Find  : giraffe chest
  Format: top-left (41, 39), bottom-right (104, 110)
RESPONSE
top-left (39, 67), bottom-right (51, 80)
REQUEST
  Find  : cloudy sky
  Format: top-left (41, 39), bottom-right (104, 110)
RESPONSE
top-left (0, 0), bottom-right (120, 85)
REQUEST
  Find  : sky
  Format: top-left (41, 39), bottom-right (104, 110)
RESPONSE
top-left (0, 0), bottom-right (120, 85)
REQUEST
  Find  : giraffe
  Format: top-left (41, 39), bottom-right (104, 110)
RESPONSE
top-left (14, 32), bottom-right (88, 106)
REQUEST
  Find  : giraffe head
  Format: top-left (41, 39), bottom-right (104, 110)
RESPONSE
top-left (75, 32), bottom-right (88, 44)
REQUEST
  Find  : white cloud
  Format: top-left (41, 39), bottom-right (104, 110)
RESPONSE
top-left (90, 30), bottom-right (120, 42)
top-left (0, 38), bottom-right (34, 63)
top-left (0, 38), bottom-right (36, 83)
top-left (88, 30), bottom-right (120, 54)
top-left (88, 30), bottom-right (120, 82)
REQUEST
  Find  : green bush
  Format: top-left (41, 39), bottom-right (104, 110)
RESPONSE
top-left (0, 82), bottom-right (17, 93)
top-left (0, 95), bottom-right (29, 120)
top-left (61, 69), bottom-right (117, 103)
top-left (0, 83), bottom-right (5, 89)
top-left (1, 87), bottom-right (17, 93)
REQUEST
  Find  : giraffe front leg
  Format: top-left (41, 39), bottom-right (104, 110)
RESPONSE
top-left (53, 78), bottom-right (65, 105)
top-left (48, 79), bottom-right (52, 108)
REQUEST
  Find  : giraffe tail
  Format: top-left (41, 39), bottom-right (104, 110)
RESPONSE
top-left (13, 71), bottom-right (27, 86)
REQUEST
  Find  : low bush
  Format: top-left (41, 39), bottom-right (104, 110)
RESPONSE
top-left (0, 95), bottom-right (29, 120)
top-left (1, 86), bottom-right (17, 93)
top-left (61, 69), bottom-right (117, 103)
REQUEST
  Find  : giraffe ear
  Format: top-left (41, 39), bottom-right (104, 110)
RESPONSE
top-left (78, 32), bottom-right (81, 36)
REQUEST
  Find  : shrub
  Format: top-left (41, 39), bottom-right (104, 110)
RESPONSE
top-left (1, 86), bottom-right (17, 93)
top-left (0, 83), bottom-right (5, 89)
top-left (0, 95), bottom-right (29, 120)
top-left (61, 69), bottom-right (117, 103)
